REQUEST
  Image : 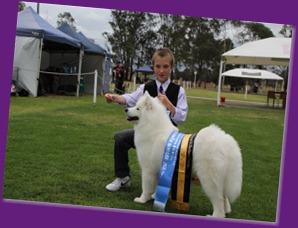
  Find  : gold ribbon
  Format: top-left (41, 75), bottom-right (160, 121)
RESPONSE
top-left (171, 134), bottom-right (192, 211)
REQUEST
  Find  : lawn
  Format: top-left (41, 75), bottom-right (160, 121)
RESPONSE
top-left (2, 88), bottom-right (285, 223)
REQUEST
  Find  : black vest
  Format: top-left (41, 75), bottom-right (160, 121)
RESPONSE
top-left (143, 80), bottom-right (180, 126)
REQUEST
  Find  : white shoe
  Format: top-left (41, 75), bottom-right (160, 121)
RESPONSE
top-left (106, 176), bottom-right (131, 192)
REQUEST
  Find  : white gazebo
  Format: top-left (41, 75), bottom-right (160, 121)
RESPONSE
top-left (221, 68), bottom-right (284, 99)
top-left (217, 37), bottom-right (292, 106)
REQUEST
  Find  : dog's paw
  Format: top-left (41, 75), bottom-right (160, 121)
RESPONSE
top-left (225, 208), bottom-right (232, 214)
top-left (151, 192), bottom-right (156, 200)
top-left (209, 212), bottom-right (226, 218)
top-left (134, 197), bottom-right (148, 203)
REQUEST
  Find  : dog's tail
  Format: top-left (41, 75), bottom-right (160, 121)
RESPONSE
top-left (224, 141), bottom-right (243, 203)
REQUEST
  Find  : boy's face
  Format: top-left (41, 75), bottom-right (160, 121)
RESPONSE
top-left (153, 55), bottom-right (173, 84)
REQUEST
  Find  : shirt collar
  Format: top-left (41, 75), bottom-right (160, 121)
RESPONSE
top-left (156, 78), bottom-right (171, 91)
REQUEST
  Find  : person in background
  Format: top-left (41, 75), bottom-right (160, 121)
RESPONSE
top-left (113, 61), bottom-right (125, 94)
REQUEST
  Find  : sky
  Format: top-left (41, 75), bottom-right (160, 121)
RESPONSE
top-left (23, 2), bottom-right (114, 49)
top-left (23, 1), bottom-right (284, 50)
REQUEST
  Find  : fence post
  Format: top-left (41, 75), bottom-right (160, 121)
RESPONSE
top-left (93, 70), bottom-right (98, 107)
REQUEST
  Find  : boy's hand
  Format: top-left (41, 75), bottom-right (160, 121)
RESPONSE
top-left (105, 93), bottom-right (115, 103)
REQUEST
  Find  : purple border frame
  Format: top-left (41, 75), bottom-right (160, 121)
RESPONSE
top-left (1, 0), bottom-right (297, 227)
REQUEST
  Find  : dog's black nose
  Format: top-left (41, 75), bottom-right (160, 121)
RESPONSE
top-left (125, 109), bottom-right (128, 113)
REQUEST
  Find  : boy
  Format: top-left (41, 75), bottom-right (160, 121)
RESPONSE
top-left (105, 48), bottom-right (188, 191)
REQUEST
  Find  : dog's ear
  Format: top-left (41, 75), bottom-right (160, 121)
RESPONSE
top-left (144, 92), bottom-right (153, 110)
top-left (144, 91), bottom-right (150, 97)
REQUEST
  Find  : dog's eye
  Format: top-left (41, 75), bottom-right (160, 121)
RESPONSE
top-left (136, 108), bottom-right (140, 110)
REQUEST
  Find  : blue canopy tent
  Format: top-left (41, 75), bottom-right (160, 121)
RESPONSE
top-left (133, 65), bottom-right (154, 90)
top-left (78, 32), bottom-right (114, 94)
top-left (16, 7), bottom-right (82, 49)
top-left (78, 31), bottom-right (107, 55)
top-left (13, 7), bottom-right (84, 97)
top-left (57, 22), bottom-right (111, 95)
top-left (58, 22), bottom-right (106, 55)
top-left (79, 31), bottom-right (113, 94)
top-left (135, 65), bottom-right (154, 74)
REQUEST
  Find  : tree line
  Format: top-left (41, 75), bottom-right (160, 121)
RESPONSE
top-left (104, 10), bottom-right (291, 84)
top-left (18, 2), bottom-right (292, 85)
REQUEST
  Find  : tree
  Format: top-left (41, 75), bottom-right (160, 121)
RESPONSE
top-left (173, 16), bottom-right (222, 83)
top-left (156, 14), bottom-right (186, 76)
top-left (103, 10), bottom-right (244, 84)
top-left (57, 12), bottom-right (77, 31)
top-left (235, 22), bottom-right (274, 45)
top-left (246, 23), bottom-right (274, 39)
top-left (277, 24), bottom-right (292, 90)
top-left (18, 2), bottom-right (26, 11)
top-left (279, 24), bottom-right (292, 38)
top-left (209, 19), bottom-right (243, 53)
top-left (104, 10), bottom-right (158, 80)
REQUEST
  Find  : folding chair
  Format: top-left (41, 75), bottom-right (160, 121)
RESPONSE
top-left (279, 91), bottom-right (287, 108)
top-left (267, 91), bottom-right (276, 107)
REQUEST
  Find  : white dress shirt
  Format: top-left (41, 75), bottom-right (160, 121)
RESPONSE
top-left (122, 79), bottom-right (188, 125)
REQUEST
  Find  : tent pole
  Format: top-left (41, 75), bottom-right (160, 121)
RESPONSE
top-left (222, 76), bottom-right (225, 89)
top-left (36, 38), bottom-right (43, 97)
top-left (133, 75), bottom-right (136, 91)
top-left (221, 63), bottom-right (226, 90)
top-left (245, 80), bottom-right (248, 100)
top-left (275, 81), bottom-right (278, 91)
top-left (76, 49), bottom-right (84, 97)
top-left (217, 60), bottom-right (224, 106)
top-left (93, 70), bottom-right (98, 107)
top-left (134, 72), bottom-right (138, 91)
top-left (102, 56), bottom-right (107, 95)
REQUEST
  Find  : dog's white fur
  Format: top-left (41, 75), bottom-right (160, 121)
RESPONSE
top-left (126, 91), bottom-right (243, 217)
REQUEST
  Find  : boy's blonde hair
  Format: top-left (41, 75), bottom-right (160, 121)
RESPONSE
top-left (152, 47), bottom-right (175, 68)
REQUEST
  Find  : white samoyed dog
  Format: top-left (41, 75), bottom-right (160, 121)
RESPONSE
top-left (126, 91), bottom-right (243, 218)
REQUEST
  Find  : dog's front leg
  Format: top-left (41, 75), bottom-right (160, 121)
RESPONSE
top-left (151, 191), bottom-right (156, 200)
top-left (134, 171), bottom-right (156, 203)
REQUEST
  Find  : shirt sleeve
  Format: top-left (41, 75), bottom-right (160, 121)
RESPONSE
top-left (121, 84), bottom-right (145, 107)
top-left (171, 86), bottom-right (188, 125)
top-left (120, 83), bottom-right (188, 125)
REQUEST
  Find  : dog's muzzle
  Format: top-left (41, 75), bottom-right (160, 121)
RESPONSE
top-left (125, 109), bottom-right (139, 121)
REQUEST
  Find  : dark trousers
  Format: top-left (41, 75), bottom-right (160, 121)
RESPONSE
top-left (114, 129), bottom-right (135, 177)
top-left (115, 80), bottom-right (124, 94)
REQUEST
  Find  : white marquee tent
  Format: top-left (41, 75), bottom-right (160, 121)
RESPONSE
top-left (222, 37), bottom-right (291, 66)
top-left (222, 68), bottom-right (284, 80)
top-left (221, 68), bottom-right (284, 99)
top-left (217, 37), bottom-right (292, 105)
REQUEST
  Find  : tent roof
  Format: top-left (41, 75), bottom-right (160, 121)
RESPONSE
top-left (222, 68), bottom-right (284, 80)
top-left (57, 22), bottom-right (106, 56)
top-left (105, 51), bottom-right (114, 58)
top-left (135, 65), bottom-right (154, 73)
top-left (222, 37), bottom-right (292, 66)
top-left (16, 7), bottom-right (82, 49)
top-left (78, 32), bottom-right (107, 55)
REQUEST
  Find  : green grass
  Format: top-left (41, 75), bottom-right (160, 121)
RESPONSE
top-left (2, 88), bottom-right (285, 223)
top-left (131, 82), bottom-right (277, 103)
top-left (185, 86), bottom-right (274, 103)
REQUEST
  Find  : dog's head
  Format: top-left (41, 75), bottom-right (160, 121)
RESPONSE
top-left (125, 91), bottom-right (162, 123)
